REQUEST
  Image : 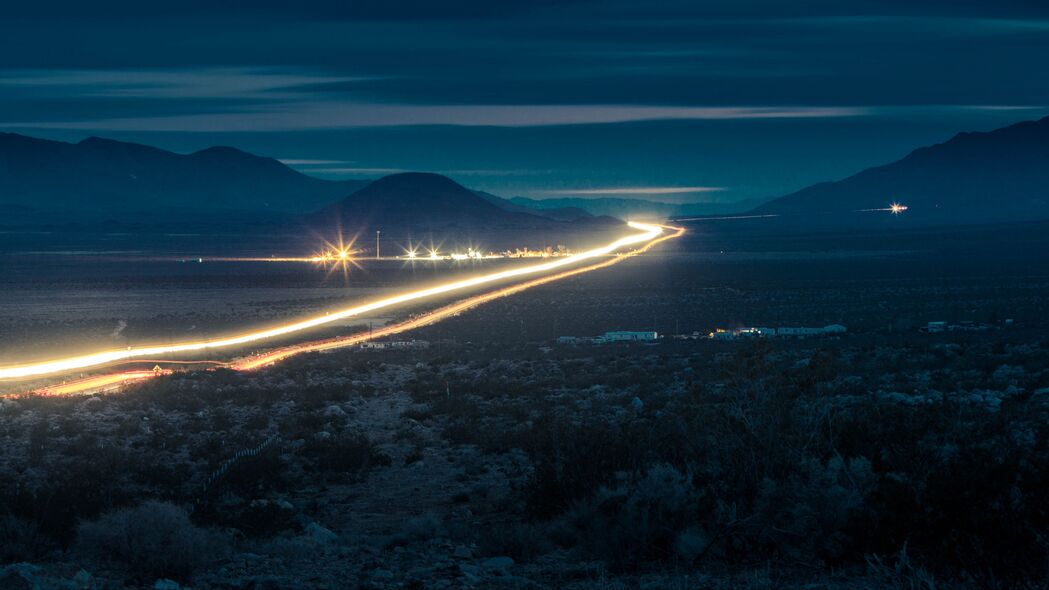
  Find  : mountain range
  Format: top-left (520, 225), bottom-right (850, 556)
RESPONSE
top-left (751, 115), bottom-right (1049, 227)
top-left (509, 195), bottom-right (764, 220)
top-left (3, 115), bottom-right (1049, 230)
top-left (311, 173), bottom-right (610, 230)
top-left (0, 132), bottom-right (598, 229)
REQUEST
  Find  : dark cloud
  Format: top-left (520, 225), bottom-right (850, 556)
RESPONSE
top-left (1, 1), bottom-right (1047, 200)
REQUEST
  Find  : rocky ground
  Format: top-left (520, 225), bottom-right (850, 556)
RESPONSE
top-left (2, 334), bottom-right (1048, 588)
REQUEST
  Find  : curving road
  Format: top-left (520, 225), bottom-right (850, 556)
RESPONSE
top-left (6, 222), bottom-right (683, 395)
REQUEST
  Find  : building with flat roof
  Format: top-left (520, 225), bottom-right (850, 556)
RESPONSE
top-left (708, 324), bottom-right (847, 340)
top-left (597, 331), bottom-right (658, 343)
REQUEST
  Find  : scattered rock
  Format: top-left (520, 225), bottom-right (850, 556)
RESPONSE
top-left (305, 522), bottom-right (339, 544)
top-left (370, 568), bottom-right (395, 581)
top-left (453, 545), bottom-right (472, 559)
top-left (481, 556), bottom-right (514, 570)
top-left (324, 404), bottom-right (348, 418)
top-left (0, 563), bottom-right (39, 590)
top-left (154, 579), bottom-right (180, 590)
top-left (73, 569), bottom-right (93, 589)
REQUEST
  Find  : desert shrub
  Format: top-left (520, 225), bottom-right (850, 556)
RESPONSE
top-left (523, 415), bottom-right (648, 517)
top-left (477, 522), bottom-right (552, 562)
top-left (508, 343), bottom-right (1049, 585)
top-left (863, 543), bottom-right (938, 590)
top-left (750, 455), bottom-right (875, 563)
top-left (13, 445), bottom-right (135, 545)
top-left (199, 498), bottom-right (299, 538)
top-left (75, 501), bottom-right (230, 580)
top-left (0, 515), bottom-right (51, 563)
top-left (554, 464), bottom-right (699, 570)
top-left (299, 433), bottom-right (391, 480)
top-left (389, 513), bottom-right (443, 547)
top-left (219, 450), bottom-right (289, 496)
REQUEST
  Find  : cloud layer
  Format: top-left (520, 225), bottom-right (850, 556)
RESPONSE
top-left (1, 1), bottom-right (1047, 200)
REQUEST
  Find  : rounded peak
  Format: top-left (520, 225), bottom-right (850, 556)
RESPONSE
top-left (78, 136), bottom-right (127, 147)
top-left (366, 172), bottom-right (465, 190)
top-left (189, 145), bottom-right (253, 158)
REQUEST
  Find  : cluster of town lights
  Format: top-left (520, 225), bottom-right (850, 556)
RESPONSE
top-left (311, 247), bottom-right (355, 262)
top-left (401, 246), bottom-right (571, 261)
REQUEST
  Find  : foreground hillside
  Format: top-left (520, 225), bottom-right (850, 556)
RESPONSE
top-left (3, 334), bottom-right (1047, 589)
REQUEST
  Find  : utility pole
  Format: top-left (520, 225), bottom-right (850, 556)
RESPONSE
top-left (376, 230), bottom-right (381, 260)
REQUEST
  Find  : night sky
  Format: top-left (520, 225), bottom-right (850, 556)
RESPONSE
top-left (2, 0), bottom-right (1048, 203)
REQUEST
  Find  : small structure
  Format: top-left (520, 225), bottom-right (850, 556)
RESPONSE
top-left (596, 331), bottom-right (659, 343)
top-left (555, 331), bottom-right (658, 345)
top-left (710, 328), bottom-right (737, 341)
top-left (923, 321), bottom-right (947, 333)
top-left (707, 324), bottom-right (847, 340)
top-left (391, 340), bottom-right (430, 349)
top-left (359, 339), bottom-right (429, 350)
top-left (920, 320), bottom-right (996, 333)
top-left (777, 326), bottom-right (825, 338)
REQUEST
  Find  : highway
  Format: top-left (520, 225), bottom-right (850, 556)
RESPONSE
top-left (5, 222), bottom-right (683, 395)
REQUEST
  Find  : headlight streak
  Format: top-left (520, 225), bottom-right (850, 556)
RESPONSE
top-left (22, 224), bottom-right (683, 396)
top-left (1, 222), bottom-right (666, 381)
top-left (859, 202), bottom-right (908, 214)
top-left (230, 223), bottom-right (684, 371)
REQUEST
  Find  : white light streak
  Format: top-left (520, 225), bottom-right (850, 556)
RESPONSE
top-left (0, 222), bottom-right (663, 379)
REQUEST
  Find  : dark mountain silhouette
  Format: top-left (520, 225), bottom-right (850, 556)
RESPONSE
top-left (309, 173), bottom-right (615, 230)
top-left (474, 191), bottom-right (594, 222)
top-left (752, 116), bottom-right (1049, 227)
top-left (508, 195), bottom-right (763, 220)
top-left (0, 132), bottom-right (368, 224)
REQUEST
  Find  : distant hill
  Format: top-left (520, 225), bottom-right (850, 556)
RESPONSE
top-left (475, 191), bottom-right (594, 222)
top-left (753, 116), bottom-right (1049, 227)
top-left (508, 195), bottom-right (764, 220)
top-left (0, 132), bottom-right (368, 224)
top-left (309, 173), bottom-right (614, 230)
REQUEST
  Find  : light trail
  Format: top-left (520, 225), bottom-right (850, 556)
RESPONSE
top-left (0, 222), bottom-right (665, 380)
top-left (673, 214), bottom-right (779, 222)
top-left (8, 224), bottom-right (683, 396)
top-left (859, 202), bottom-right (908, 214)
top-left (35, 370), bottom-right (164, 396)
top-left (231, 223), bottom-right (685, 371)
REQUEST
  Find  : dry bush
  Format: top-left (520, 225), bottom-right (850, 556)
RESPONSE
top-left (75, 501), bottom-right (230, 580)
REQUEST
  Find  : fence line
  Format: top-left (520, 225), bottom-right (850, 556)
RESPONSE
top-left (193, 434), bottom-right (280, 510)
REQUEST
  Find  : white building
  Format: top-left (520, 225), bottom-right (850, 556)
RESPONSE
top-left (598, 331), bottom-right (658, 343)
top-left (708, 324), bottom-right (847, 340)
top-left (777, 327), bottom-right (826, 338)
top-left (360, 340), bottom-right (429, 350)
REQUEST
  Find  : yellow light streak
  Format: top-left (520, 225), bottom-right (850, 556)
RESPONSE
top-left (7, 224), bottom-right (683, 396)
top-left (36, 371), bottom-right (162, 396)
top-left (0, 222), bottom-right (664, 380)
top-left (232, 223), bottom-right (683, 371)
